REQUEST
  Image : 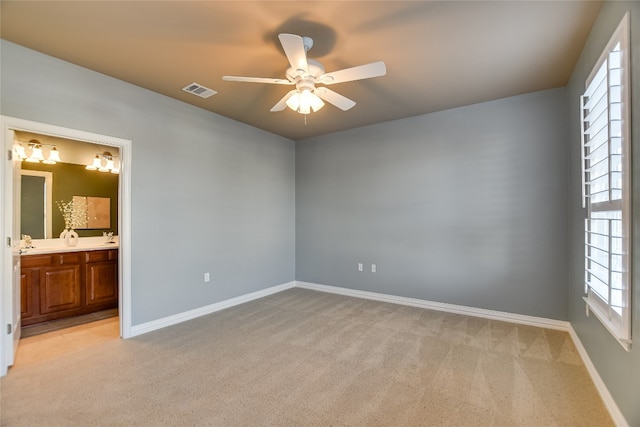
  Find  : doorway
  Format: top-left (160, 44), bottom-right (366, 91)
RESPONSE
top-left (18, 131), bottom-right (120, 338)
top-left (1, 116), bottom-right (132, 376)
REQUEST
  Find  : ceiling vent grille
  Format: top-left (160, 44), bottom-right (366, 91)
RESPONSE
top-left (182, 82), bottom-right (217, 98)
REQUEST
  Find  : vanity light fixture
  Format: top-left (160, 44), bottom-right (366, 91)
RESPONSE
top-left (86, 151), bottom-right (119, 174)
top-left (17, 139), bottom-right (62, 164)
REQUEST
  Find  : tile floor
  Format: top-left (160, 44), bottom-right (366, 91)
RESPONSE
top-left (21, 308), bottom-right (119, 338)
top-left (13, 316), bottom-right (120, 369)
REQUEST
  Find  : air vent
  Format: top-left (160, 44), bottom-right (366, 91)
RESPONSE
top-left (182, 82), bottom-right (217, 98)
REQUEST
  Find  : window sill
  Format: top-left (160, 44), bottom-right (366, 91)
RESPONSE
top-left (583, 297), bottom-right (631, 351)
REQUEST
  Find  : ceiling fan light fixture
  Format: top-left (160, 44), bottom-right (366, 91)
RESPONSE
top-left (224, 33), bottom-right (385, 118)
top-left (286, 89), bottom-right (324, 115)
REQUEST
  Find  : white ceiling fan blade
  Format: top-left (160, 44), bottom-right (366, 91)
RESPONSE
top-left (278, 33), bottom-right (309, 75)
top-left (270, 90), bottom-right (297, 112)
top-left (319, 61), bottom-right (387, 85)
top-left (223, 76), bottom-right (293, 85)
top-left (315, 88), bottom-right (356, 111)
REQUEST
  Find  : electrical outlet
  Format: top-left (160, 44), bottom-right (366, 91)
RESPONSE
top-left (204, 272), bottom-right (210, 283)
top-left (358, 263), bottom-right (363, 272)
top-left (371, 264), bottom-right (377, 273)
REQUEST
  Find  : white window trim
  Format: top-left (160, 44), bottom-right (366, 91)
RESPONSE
top-left (581, 12), bottom-right (631, 351)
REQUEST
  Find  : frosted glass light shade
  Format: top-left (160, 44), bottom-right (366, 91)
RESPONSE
top-left (86, 155), bottom-right (102, 170)
top-left (26, 145), bottom-right (45, 162)
top-left (43, 147), bottom-right (61, 164)
top-left (100, 158), bottom-right (114, 172)
top-left (286, 90), bottom-right (324, 114)
top-left (286, 92), bottom-right (301, 111)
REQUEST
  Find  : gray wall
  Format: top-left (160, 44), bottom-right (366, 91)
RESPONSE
top-left (566, 2), bottom-right (640, 425)
top-left (296, 88), bottom-right (569, 320)
top-left (1, 40), bottom-right (296, 325)
top-left (4, 7), bottom-right (638, 420)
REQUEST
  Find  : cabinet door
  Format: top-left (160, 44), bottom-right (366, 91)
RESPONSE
top-left (85, 261), bottom-right (118, 306)
top-left (20, 269), bottom-right (35, 319)
top-left (39, 265), bottom-right (82, 314)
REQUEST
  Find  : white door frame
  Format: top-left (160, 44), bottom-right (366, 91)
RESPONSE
top-left (1, 116), bottom-right (132, 376)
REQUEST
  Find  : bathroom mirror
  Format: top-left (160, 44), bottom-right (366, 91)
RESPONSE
top-left (21, 162), bottom-right (118, 237)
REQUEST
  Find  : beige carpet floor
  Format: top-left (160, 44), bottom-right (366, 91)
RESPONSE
top-left (1, 288), bottom-right (612, 426)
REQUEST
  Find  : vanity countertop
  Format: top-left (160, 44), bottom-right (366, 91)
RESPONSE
top-left (20, 236), bottom-right (119, 256)
top-left (21, 243), bottom-right (119, 256)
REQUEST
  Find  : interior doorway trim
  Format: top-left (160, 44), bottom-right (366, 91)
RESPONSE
top-left (1, 116), bottom-right (132, 376)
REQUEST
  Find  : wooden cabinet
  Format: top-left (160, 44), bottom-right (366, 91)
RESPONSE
top-left (85, 250), bottom-right (118, 307)
top-left (39, 263), bottom-right (82, 314)
top-left (20, 269), bottom-right (35, 320)
top-left (21, 249), bottom-right (118, 326)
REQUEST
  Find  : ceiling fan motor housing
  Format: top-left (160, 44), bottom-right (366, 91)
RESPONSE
top-left (286, 59), bottom-right (326, 82)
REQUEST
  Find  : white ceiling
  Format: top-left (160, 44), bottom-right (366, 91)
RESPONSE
top-left (1, 1), bottom-right (602, 140)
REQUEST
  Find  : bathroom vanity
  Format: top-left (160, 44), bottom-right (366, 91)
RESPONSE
top-left (20, 241), bottom-right (118, 327)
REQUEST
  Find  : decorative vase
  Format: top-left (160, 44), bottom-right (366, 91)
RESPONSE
top-left (60, 229), bottom-right (79, 247)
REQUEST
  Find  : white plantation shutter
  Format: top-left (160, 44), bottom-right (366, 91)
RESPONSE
top-left (580, 13), bottom-right (631, 350)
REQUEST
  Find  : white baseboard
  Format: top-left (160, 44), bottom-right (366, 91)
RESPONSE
top-left (129, 281), bottom-right (296, 337)
top-left (568, 326), bottom-right (629, 427)
top-left (295, 280), bottom-right (627, 427)
top-left (295, 281), bottom-right (570, 330)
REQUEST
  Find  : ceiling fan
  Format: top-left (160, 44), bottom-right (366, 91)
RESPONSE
top-left (223, 33), bottom-right (386, 115)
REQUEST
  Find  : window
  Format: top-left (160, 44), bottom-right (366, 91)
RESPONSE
top-left (580, 13), bottom-right (631, 350)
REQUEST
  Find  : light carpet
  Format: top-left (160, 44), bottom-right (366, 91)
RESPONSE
top-left (1, 288), bottom-right (612, 426)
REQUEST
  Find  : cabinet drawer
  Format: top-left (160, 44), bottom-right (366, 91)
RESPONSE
top-left (56, 253), bottom-right (81, 265)
top-left (85, 249), bottom-right (118, 263)
top-left (21, 255), bottom-right (54, 268)
top-left (21, 253), bottom-right (82, 267)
